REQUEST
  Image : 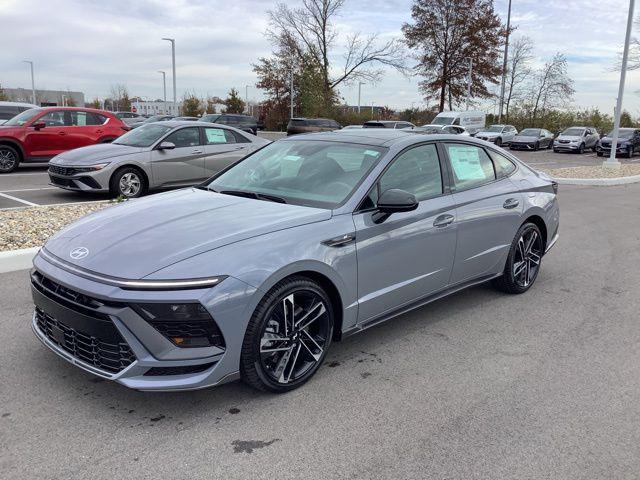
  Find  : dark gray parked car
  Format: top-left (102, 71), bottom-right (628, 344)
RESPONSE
top-left (32, 130), bottom-right (559, 393)
top-left (509, 128), bottom-right (555, 151)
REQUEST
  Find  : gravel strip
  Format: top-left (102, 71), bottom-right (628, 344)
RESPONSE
top-left (0, 202), bottom-right (111, 252)
top-left (539, 164), bottom-right (640, 179)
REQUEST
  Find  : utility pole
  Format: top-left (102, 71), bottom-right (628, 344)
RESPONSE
top-left (358, 82), bottom-right (363, 114)
top-left (498, 0), bottom-right (512, 123)
top-left (371, 102), bottom-right (374, 117)
top-left (158, 71), bottom-right (166, 114)
top-left (466, 58), bottom-right (473, 111)
top-left (245, 85), bottom-right (250, 114)
top-left (605, 0), bottom-right (635, 169)
top-left (289, 71), bottom-right (294, 119)
top-left (22, 60), bottom-right (36, 105)
top-left (161, 38), bottom-right (176, 114)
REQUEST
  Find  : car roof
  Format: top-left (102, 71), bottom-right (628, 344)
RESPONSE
top-left (157, 120), bottom-right (242, 128)
top-left (0, 101), bottom-right (38, 107)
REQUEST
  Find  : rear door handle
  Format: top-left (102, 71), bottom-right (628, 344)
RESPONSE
top-left (433, 214), bottom-right (455, 228)
top-left (191, 149), bottom-right (203, 154)
top-left (503, 198), bottom-right (520, 209)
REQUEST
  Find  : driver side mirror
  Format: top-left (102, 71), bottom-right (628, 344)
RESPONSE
top-left (373, 188), bottom-right (418, 224)
top-left (32, 122), bottom-right (46, 130)
top-left (157, 141), bottom-right (176, 150)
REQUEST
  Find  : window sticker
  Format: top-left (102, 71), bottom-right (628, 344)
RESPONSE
top-left (448, 146), bottom-right (487, 181)
top-left (205, 128), bottom-right (226, 143)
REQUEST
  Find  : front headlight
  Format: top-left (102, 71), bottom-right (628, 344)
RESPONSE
top-left (132, 302), bottom-right (226, 348)
top-left (73, 163), bottom-right (110, 172)
top-left (116, 276), bottom-right (226, 290)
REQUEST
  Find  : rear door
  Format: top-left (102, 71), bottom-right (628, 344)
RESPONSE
top-left (444, 143), bottom-right (523, 285)
top-left (66, 111), bottom-right (105, 149)
top-left (202, 126), bottom-right (251, 176)
top-left (150, 126), bottom-right (206, 186)
top-left (354, 143), bottom-right (457, 323)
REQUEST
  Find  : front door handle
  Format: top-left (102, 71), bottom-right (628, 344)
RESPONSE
top-left (503, 198), bottom-right (520, 209)
top-left (433, 214), bottom-right (455, 228)
top-left (191, 149), bottom-right (203, 154)
top-left (58, 131), bottom-right (66, 136)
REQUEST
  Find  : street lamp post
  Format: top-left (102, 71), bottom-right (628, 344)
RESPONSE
top-left (498, 0), bottom-right (512, 123)
top-left (466, 58), bottom-right (473, 111)
top-left (22, 60), bottom-right (36, 105)
top-left (358, 82), bottom-right (364, 114)
top-left (605, 0), bottom-right (636, 169)
top-left (161, 38), bottom-right (176, 114)
top-left (158, 70), bottom-right (166, 114)
top-left (245, 85), bottom-right (250, 115)
top-left (290, 71), bottom-right (294, 119)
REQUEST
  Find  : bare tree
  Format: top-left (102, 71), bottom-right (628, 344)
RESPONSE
top-left (266, 0), bottom-right (406, 112)
top-left (504, 36), bottom-right (533, 121)
top-left (529, 53), bottom-right (574, 124)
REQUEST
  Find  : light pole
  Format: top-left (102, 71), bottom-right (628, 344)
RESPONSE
top-left (161, 38), bottom-right (176, 114)
top-left (61, 94), bottom-right (67, 107)
top-left (357, 82), bottom-right (364, 114)
top-left (466, 58), bottom-right (473, 111)
top-left (245, 85), bottom-right (250, 114)
top-left (498, 0), bottom-right (512, 123)
top-left (605, 0), bottom-right (635, 169)
top-left (22, 60), bottom-right (36, 105)
top-left (289, 71), bottom-right (294, 119)
top-left (158, 70), bottom-right (166, 113)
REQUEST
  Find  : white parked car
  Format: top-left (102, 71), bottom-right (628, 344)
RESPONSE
top-left (476, 125), bottom-right (518, 147)
top-left (417, 124), bottom-right (471, 136)
top-left (0, 101), bottom-right (38, 125)
top-left (431, 111), bottom-right (486, 135)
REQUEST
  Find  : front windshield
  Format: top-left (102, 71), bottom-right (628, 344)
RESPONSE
top-left (113, 123), bottom-right (173, 147)
top-left (431, 116), bottom-right (454, 125)
top-left (520, 129), bottom-right (541, 136)
top-left (485, 125), bottom-right (504, 132)
top-left (4, 108), bottom-right (41, 126)
top-left (562, 128), bottom-right (585, 136)
top-left (207, 140), bottom-right (386, 209)
top-left (606, 129), bottom-right (634, 139)
top-left (143, 115), bottom-right (167, 123)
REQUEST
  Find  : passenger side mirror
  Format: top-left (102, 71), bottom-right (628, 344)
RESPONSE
top-left (373, 189), bottom-right (418, 223)
top-left (32, 121), bottom-right (46, 130)
top-left (157, 141), bottom-right (176, 150)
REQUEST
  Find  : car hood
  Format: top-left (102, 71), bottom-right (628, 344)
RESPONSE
top-left (50, 143), bottom-right (145, 165)
top-left (43, 188), bottom-right (332, 279)
top-left (512, 135), bottom-right (538, 142)
top-left (599, 136), bottom-right (630, 143)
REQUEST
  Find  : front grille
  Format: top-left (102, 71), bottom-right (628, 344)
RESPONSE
top-left (558, 140), bottom-right (570, 144)
top-left (32, 270), bottom-right (109, 312)
top-left (35, 307), bottom-right (136, 374)
top-left (49, 175), bottom-right (75, 188)
top-left (601, 142), bottom-right (611, 148)
top-left (49, 165), bottom-right (77, 176)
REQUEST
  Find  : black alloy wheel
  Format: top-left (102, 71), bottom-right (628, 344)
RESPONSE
top-left (493, 223), bottom-right (544, 294)
top-left (241, 277), bottom-right (333, 392)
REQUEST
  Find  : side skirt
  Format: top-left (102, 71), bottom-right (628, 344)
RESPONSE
top-left (342, 273), bottom-right (501, 339)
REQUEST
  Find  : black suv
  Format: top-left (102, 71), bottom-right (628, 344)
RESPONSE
top-left (287, 118), bottom-right (341, 135)
top-left (596, 128), bottom-right (640, 158)
top-left (201, 114), bottom-right (259, 135)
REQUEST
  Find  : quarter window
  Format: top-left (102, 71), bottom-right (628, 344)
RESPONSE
top-left (445, 143), bottom-right (496, 190)
top-left (164, 127), bottom-right (201, 148)
top-left (488, 150), bottom-right (516, 178)
top-left (378, 144), bottom-right (443, 201)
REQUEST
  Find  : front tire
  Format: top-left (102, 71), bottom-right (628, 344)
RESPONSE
top-left (240, 276), bottom-right (334, 393)
top-left (0, 145), bottom-right (20, 173)
top-left (492, 223), bottom-right (544, 294)
top-left (534, 141), bottom-right (540, 151)
top-left (109, 167), bottom-right (146, 198)
top-left (578, 143), bottom-right (584, 154)
top-left (495, 137), bottom-right (502, 147)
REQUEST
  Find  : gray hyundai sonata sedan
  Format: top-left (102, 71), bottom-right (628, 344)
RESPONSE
top-left (31, 130), bottom-right (559, 392)
top-left (48, 121), bottom-right (270, 198)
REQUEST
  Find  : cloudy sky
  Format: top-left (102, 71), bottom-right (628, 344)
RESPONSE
top-left (2, 0), bottom-right (639, 114)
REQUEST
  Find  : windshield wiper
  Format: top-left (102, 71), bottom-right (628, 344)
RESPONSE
top-left (219, 189), bottom-right (287, 204)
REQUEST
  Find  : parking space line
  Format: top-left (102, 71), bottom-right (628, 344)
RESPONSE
top-left (0, 192), bottom-right (40, 206)
top-left (0, 187), bottom-right (57, 193)
top-left (1, 172), bottom-right (49, 176)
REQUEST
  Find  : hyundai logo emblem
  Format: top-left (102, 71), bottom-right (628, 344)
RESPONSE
top-left (69, 247), bottom-right (89, 260)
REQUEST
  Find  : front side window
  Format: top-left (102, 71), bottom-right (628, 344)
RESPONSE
top-left (208, 140), bottom-right (386, 208)
top-left (445, 144), bottom-right (495, 190)
top-left (378, 144), bottom-right (443, 201)
top-left (164, 127), bottom-right (201, 148)
top-left (39, 111), bottom-right (69, 126)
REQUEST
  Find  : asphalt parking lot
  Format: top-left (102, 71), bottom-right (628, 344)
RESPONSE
top-left (2, 182), bottom-right (640, 479)
top-left (2, 144), bottom-right (639, 210)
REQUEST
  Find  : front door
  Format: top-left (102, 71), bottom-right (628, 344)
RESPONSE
top-left (150, 126), bottom-right (206, 186)
top-left (25, 110), bottom-right (71, 158)
top-left (202, 126), bottom-right (251, 177)
top-left (443, 143), bottom-right (524, 285)
top-left (354, 143), bottom-right (457, 323)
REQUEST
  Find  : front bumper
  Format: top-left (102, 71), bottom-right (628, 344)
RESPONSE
top-left (596, 144), bottom-right (629, 155)
top-left (510, 142), bottom-right (536, 150)
top-left (31, 250), bottom-right (257, 391)
top-left (553, 142), bottom-right (580, 151)
top-left (48, 166), bottom-right (110, 192)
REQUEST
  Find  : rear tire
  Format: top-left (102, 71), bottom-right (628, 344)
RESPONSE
top-left (109, 166), bottom-right (146, 198)
top-left (495, 137), bottom-right (502, 147)
top-left (627, 146), bottom-right (633, 158)
top-left (534, 141), bottom-right (539, 151)
top-left (240, 276), bottom-right (334, 393)
top-left (0, 145), bottom-right (20, 173)
top-left (492, 222), bottom-right (544, 294)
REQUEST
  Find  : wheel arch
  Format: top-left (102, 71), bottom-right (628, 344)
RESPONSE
top-left (110, 163), bottom-right (150, 191)
top-left (0, 138), bottom-right (25, 161)
top-left (522, 214), bottom-right (548, 251)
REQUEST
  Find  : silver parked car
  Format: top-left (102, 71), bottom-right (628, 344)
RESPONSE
top-left (509, 128), bottom-right (555, 151)
top-left (476, 125), bottom-right (518, 146)
top-left (416, 124), bottom-right (471, 136)
top-left (48, 121), bottom-right (270, 197)
top-left (553, 127), bottom-right (599, 153)
top-left (32, 130), bottom-right (559, 392)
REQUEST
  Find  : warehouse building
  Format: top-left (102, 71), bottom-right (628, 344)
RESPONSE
top-left (3, 87), bottom-right (85, 107)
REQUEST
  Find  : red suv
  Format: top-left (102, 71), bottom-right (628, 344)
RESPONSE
top-left (0, 107), bottom-right (129, 173)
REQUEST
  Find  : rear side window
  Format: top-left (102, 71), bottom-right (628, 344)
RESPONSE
top-left (204, 127), bottom-right (229, 144)
top-left (445, 144), bottom-right (495, 190)
top-left (165, 127), bottom-right (201, 147)
top-left (70, 111), bottom-right (105, 126)
top-left (290, 119), bottom-right (307, 126)
top-left (488, 150), bottom-right (517, 178)
top-left (379, 144), bottom-right (443, 201)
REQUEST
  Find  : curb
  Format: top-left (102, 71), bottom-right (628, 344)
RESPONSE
top-left (553, 174), bottom-right (640, 186)
top-left (0, 247), bottom-right (39, 274)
